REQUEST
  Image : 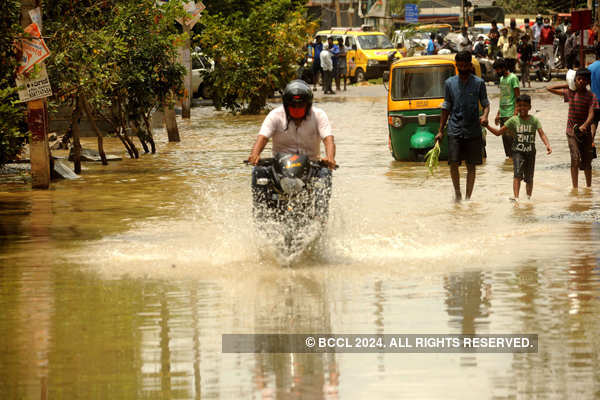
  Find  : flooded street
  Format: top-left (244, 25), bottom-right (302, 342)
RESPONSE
top-left (1, 82), bottom-right (600, 399)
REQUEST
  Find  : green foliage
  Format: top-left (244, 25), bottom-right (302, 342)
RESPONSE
top-left (43, 0), bottom-right (184, 129)
top-left (197, 0), bottom-right (316, 114)
top-left (424, 141), bottom-right (440, 175)
top-left (0, 0), bottom-right (26, 167)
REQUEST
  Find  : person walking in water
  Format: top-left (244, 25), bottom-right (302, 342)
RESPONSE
top-left (485, 94), bottom-right (552, 201)
top-left (547, 68), bottom-right (597, 188)
top-left (435, 51), bottom-right (490, 201)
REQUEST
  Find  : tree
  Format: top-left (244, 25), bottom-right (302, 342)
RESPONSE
top-left (0, 0), bottom-right (26, 167)
top-left (43, 0), bottom-right (185, 172)
top-left (197, 0), bottom-right (316, 114)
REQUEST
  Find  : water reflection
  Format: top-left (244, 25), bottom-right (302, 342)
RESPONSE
top-left (252, 274), bottom-right (338, 399)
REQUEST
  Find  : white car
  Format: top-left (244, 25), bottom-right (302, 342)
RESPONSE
top-left (191, 52), bottom-right (214, 99)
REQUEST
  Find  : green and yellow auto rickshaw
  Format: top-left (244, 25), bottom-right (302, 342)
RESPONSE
top-left (383, 54), bottom-right (484, 161)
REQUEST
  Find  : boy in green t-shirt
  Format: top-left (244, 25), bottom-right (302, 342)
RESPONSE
top-left (493, 58), bottom-right (520, 158)
top-left (485, 95), bottom-right (552, 200)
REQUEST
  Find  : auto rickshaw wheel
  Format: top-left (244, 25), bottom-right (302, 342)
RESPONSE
top-left (355, 68), bottom-right (366, 82)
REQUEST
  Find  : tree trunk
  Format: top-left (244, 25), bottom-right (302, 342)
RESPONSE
top-left (143, 114), bottom-right (156, 154)
top-left (80, 95), bottom-right (108, 165)
top-left (164, 103), bottom-right (180, 142)
top-left (116, 127), bottom-right (135, 159)
top-left (71, 99), bottom-right (83, 174)
top-left (132, 119), bottom-right (150, 154)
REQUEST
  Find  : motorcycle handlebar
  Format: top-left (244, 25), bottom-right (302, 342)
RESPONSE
top-left (243, 158), bottom-right (339, 169)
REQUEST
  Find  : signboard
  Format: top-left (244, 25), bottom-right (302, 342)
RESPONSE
top-left (16, 64), bottom-right (53, 102)
top-left (571, 9), bottom-right (592, 31)
top-left (405, 4), bottom-right (419, 23)
top-left (366, 0), bottom-right (386, 18)
top-left (176, 1), bottom-right (205, 28)
top-left (17, 23), bottom-right (50, 75)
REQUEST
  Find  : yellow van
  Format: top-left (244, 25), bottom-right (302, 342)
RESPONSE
top-left (315, 28), bottom-right (398, 82)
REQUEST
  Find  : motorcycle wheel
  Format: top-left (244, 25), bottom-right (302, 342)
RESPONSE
top-left (541, 64), bottom-right (551, 82)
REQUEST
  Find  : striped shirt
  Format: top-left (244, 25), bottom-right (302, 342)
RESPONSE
top-left (563, 89), bottom-right (597, 136)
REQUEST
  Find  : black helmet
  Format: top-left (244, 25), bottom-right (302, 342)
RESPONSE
top-left (282, 79), bottom-right (313, 117)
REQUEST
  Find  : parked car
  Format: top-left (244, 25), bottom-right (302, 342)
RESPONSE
top-left (191, 52), bottom-right (214, 99)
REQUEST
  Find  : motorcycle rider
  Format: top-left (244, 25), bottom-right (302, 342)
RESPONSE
top-left (248, 80), bottom-right (336, 169)
top-left (540, 18), bottom-right (555, 71)
top-left (532, 15), bottom-right (543, 50)
top-left (247, 80), bottom-right (337, 211)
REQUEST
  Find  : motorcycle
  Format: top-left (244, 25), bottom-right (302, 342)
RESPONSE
top-left (530, 50), bottom-right (551, 82)
top-left (248, 154), bottom-right (336, 259)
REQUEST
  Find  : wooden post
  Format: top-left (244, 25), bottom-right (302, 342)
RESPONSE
top-left (21, 1), bottom-right (51, 189)
top-left (164, 103), bottom-right (180, 142)
top-left (335, 0), bottom-right (342, 26)
top-left (179, 24), bottom-right (192, 119)
top-left (28, 99), bottom-right (51, 188)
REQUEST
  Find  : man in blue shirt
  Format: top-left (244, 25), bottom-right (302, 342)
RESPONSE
top-left (435, 51), bottom-right (490, 201)
top-left (426, 32), bottom-right (436, 55)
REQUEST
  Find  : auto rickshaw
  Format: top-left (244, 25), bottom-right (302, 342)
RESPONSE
top-left (383, 54), bottom-right (485, 161)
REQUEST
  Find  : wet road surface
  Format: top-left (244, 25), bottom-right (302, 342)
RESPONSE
top-left (1, 81), bottom-right (600, 399)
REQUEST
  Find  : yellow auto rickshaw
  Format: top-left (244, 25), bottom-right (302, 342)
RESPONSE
top-left (383, 54), bottom-right (486, 161)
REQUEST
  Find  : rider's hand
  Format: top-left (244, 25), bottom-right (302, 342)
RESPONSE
top-left (321, 157), bottom-right (337, 170)
top-left (247, 153), bottom-right (260, 166)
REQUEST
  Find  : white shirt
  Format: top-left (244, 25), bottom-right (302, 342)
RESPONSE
top-left (258, 105), bottom-right (332, 159)
top-left (457, 34), bottom-right (472, 52)
top-left (320, 49), bottom-right (333, 71)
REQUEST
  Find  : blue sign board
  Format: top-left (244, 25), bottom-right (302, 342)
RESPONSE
top-left (405, 4), bottom-right (419, 23)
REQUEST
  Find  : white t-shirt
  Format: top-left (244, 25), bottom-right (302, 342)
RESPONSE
top-left (457, 33), bottom-right (472, 52)
top-left (320, 49), bottom-right (333, 71)
top-left (258, 105), bottom-right (332, 159)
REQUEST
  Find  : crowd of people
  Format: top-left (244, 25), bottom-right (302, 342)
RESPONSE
top-left (436, 50), bottom-right (599, 202)
top-left (303, 36), bottom-right (349, 95)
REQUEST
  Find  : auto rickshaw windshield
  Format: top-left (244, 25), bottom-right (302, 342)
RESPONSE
top-left (358, 34), bottom-right (394, 49)
top-left (391, 65), bottom-right (455, 100)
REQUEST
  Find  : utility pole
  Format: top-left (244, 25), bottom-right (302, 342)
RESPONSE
top-left (179, 24), bottom-right (192, 119)
top-left (335, 0), bottom-right (342, 26)
top-left (21, 0), bottom-right (50, 189)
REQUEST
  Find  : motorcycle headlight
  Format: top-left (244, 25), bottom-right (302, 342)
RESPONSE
top-left (280, 177), bottom-right (305, 194)
top-left (388, 115), bottom-right (403, 128)
top-left (256, 178), bottom-right (269, 186)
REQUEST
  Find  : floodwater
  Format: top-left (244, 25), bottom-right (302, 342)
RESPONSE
top-left (1, 83), bottom-right (600, 399)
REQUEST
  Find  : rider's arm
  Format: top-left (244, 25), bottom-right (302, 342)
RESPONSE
top-left (248, 135), bottom-right (269, 165)
top-left (322, 136), bottom-right (336, 169)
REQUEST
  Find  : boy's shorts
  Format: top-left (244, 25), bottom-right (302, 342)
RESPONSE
top-left (448, 135), bottom-right (483, 166)
top-left (567, 133), bottom-right (594, 171)
top-left (513, 151), bottom-right (536, 183)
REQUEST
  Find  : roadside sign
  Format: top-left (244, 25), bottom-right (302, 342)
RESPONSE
top-left (176, 1), bottom-right (205, 28)
top-left (16, 64), bottom-right (53, 103)
top-left (17, 23), bottom-right (50, 75)
top-left (405, 4), bottom-right (419, 23)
